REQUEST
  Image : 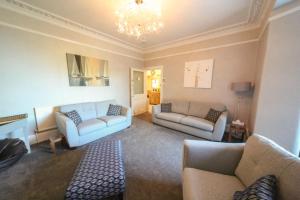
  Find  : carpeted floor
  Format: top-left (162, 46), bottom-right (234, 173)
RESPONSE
top-left (0, 114), bottom-right (202, 200)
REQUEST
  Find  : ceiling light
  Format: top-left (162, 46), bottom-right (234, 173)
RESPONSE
top-left (116, 0), bottom-right (164, 39)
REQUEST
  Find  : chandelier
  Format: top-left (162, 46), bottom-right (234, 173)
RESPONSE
top-left (116, 0), bottom-right (164, 39)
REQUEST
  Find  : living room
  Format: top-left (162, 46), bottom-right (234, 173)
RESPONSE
top-left (0, 0), bottom-right (299, 200)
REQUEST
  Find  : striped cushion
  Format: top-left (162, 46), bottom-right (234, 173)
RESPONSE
top-left (233, 175), bottom-right (277, 200)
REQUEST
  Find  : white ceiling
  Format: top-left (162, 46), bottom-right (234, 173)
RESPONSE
top-left (16, 0), bottom-right (289, 49)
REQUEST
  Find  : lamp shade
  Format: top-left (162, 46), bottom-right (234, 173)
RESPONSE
top-left (231, 82), bottom-right (252, 92)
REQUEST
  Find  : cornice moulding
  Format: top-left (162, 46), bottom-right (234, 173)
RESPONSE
top-left (0, 0), bottom-right (278, 58)
top-left (144, 39), bottom-right (259, 61)
top-left (144, 23), bottom-right (261, 54)
top-left (0, 21), bottom-right (144, 61)
top-left (269, 4), bottom-right (300, 21)
top-left (144, 0), bottom-right (269, 53)
top-left (0, 0), bottom-right (143, 53)
top-left (0, 0), bottom-right (270, 54)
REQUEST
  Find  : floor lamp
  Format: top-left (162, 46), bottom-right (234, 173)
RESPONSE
top-left (231, 82), bottom-right (252, 122)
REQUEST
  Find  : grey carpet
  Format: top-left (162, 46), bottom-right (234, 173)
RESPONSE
top-left (0, 116), bottom-right (201, 200)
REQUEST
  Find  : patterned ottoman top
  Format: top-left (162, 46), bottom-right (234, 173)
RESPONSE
top-left (65, 140), bottom-right (125, 200)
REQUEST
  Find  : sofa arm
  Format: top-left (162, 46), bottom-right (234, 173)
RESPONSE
top-left (182, 140), bottom-right (244, 175)
top-left (152, 104), bottom-right (161, 115)
top-left (55, 112), bottom-right (79, 147)
top-left (212, 111), bottom-right (228, 141)
top-left (121, 106), bottom-right (132, 124)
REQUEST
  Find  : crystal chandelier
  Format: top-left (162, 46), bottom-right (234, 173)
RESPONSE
top-left (116, 0), bottom-right (164, 39)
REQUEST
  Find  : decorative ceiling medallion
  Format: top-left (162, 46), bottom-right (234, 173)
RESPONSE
top-left (115, 0), bottom-right (164, 39)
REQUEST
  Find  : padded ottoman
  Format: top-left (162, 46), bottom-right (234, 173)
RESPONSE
top-left (65, 140), bottom-right (125, 200)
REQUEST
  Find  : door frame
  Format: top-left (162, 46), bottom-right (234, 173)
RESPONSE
top-left (145, 65), bottom-right (164, 103)
top-left (130, 67), bottom-right (147, 116)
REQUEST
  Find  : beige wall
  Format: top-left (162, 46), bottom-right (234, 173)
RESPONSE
top-left (0, 25), bottom-right (143, 138)
top-left (250, 26), bottom-right (269, 132)
top-left (145, 41), bottom-right (259, 123)
top-left (253, 11), bottom-right (300, 155)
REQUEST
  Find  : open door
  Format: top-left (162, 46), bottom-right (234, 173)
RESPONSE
top-left (130, 68), bottom-right (147, 116)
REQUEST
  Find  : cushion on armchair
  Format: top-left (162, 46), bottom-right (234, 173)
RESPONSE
top-left (233, 175), bottom-right (277, 200)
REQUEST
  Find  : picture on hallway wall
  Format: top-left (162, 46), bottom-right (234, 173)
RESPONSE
top-left (184, 59), bottom-right (214, 88)
top-left (66, 53), bottom-right (110, 86)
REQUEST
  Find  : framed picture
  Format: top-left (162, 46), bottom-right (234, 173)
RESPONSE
top-left (66, 53), bottom-right (109, 87)
top-left (184, 59), bottom-right (214, 88)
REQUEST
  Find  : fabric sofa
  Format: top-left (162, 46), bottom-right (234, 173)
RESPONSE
top-left (55, 100), bottom-right (131, 147)
top-left (152, 100), bottom-right (227, 141)
top-left (182, 134), bottom-right (300, 200)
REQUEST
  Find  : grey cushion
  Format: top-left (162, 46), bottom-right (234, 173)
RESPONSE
top-left (183, 168), bottom-right (245, 200)
top-left (235, 134), bottom-right (300, 200)
top-left (161, 103), bottom-right (172, 112)
top-left (181, 116), bottom-right (214, 131)
top-left (156, 112), bottom-right (186, 123)
top-left (99, 116), bottom-right (127, 126)
top-left (107, 104), bottom-right (122, 116)
top-left (77, 119), bottom-right (106, 136)
top-left (163, 100), bottom-right (189, 115)
top-left (64, 110), bottom-right (82, 127)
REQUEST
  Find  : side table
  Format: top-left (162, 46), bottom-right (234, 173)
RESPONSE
top-left (228, 123), bottom-right (249, 142)
top-left (49, 135), bottom-right (63, 154)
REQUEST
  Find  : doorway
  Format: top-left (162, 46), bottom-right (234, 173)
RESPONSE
top-left (130, 66), bottom-right (163, 116)
top-left (130, 68), bottom-right (147, 116)
top-left (145, 66), bottom-right (163, 113)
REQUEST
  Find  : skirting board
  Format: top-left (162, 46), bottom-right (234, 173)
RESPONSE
top-left (29, 129), bottom-right (59, 145)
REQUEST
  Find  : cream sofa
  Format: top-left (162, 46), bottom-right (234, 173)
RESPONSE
top-left (182, 134), bottom-right (300, 200)
top-left (152, 100), bottom-right (227, 141)
top-left (55, 100), bottom-right (131, 147)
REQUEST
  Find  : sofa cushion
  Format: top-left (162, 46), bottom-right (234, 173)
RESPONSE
top-left (205, 108), bottom-right (223, 123)
top-left (183, 168), bottom-right (245, 200)
top-left (235, 134), bottom-right (300, 200)
top-left (95, 100), bottom-right (117, 117)
top-left (161, 103), bottom-right (172, 112)
top-left (99, 116), bottom-right (127, 126)
top-left (181, 116), bottom-right (214, 131)
top-left (107, 104), bottom-right (122, 116)
top-left (156, 112), bottom-right (186, 123)
top-left (188, 102), bottom-right (226, 118)
top-left (164, 100), bottom-right (189, 115)
top-left (77, 119), bottom-right (106, 136)
top-left (64, 110), bottom-right (82, 127)
top-left (233, 175), bottom-right (277, 200)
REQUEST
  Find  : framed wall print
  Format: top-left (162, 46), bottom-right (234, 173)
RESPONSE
top-left (184, 59), bottom-right (214, 88)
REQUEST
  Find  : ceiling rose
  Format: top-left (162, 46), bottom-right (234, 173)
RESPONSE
top-left (116, 0), bottom-right (164, 39)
